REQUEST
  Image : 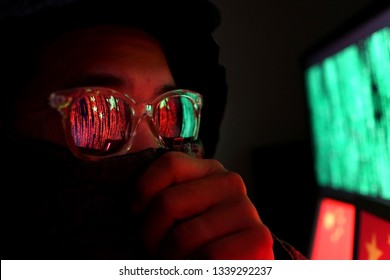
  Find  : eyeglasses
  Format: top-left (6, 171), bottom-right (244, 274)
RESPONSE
top-left (49, 87), bottom-right (203, 160)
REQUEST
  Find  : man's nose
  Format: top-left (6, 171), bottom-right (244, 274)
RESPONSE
top-left (129, 118), bottom-right (160, 152)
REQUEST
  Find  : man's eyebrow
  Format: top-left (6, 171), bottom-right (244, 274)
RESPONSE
top-left (159, 84), bottom-right (178, 94)
top-left (64, 73), bottom-right (126, 89)
top-left (63, 73), bottom-right (178, 94)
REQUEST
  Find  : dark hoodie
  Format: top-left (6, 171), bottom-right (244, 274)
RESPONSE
top-left (0, 0), bottom-right (305, 260)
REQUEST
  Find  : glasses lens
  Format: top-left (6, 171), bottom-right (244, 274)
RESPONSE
top-left (67, 93), bottom-right (133, 156)
top-left (154, 95), bottom-right (200, 143)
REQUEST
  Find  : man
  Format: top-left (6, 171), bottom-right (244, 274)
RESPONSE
top-left (0, 0), bottom-right (305, 259)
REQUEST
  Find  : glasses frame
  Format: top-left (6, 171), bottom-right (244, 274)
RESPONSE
top-left (49, 87), bottom-right (203, 160)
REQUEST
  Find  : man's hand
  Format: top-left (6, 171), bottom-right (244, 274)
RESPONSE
top-left (131, 151), bottom-right (274, 260)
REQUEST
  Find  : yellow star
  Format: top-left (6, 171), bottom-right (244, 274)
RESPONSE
top-left (106, 96), bottom-right (118, 110)
top-left (323, 208), bottom-right (346, 242)
top-left (388, 235), bottom-right (390, 247)
top-left (323, 211), bottom-right (335, 230)
top-left (366, 233), bottom-right (383, 260)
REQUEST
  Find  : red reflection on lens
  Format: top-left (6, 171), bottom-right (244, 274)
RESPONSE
top-left (69, 94), bottom-right (131, 154)
top-left (155, 97), bottom-right (182, 137)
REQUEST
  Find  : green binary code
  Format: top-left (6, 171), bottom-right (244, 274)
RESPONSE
top-left (305, 27), bottom-right (390, 201)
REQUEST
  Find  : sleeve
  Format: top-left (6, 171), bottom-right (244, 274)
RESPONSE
top-left (272, 234), bottom-right (308, 260)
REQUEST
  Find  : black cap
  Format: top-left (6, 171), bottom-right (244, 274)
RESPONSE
top-left (0, 0), bottom-right (228, 158)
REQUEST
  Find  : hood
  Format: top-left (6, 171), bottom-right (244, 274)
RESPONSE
top-left (0, 0), bottom-right (228, 158)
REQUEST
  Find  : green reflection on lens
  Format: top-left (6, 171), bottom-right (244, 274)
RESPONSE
top-left (180, 97), bottom-right (197, 138)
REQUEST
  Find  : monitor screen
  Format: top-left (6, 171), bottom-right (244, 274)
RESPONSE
top-left (303, 2), bottom-right (390, 205)
top-left (303, 1), bottom-right (390, 259)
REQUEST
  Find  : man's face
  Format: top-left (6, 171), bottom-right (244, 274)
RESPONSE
top-left (13, 24), bottom-right (177, 154)
top-left (4, 26), bottom-right (180, 258)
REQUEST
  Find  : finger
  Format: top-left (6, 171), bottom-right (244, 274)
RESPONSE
top-left (132, 151), bottom-right (227, 213)
top-left (140, 171), bottom-right (247, 256)
top-left (191, 225), bottom-right (275, 260)
top-left (158, 196), bottom-right (262, 259)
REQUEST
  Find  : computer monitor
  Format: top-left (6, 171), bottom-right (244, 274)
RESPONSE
top-left (302, 0), bottom-right (390, 259)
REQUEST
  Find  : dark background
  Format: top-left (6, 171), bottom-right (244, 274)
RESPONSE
top-left (210, 0), bottom-right (381, 256)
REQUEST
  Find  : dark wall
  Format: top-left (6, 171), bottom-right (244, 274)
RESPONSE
top-left (251, 140), bottom-right (317, 255)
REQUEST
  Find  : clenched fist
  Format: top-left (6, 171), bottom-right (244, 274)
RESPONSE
top-left (131, 151), bottom-right (275, 260)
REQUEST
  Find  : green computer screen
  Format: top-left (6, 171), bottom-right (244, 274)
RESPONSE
top-left (304, 9), bottom-right (390, 203)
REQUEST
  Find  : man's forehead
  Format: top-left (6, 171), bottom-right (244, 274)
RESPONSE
top-left (47, 24), bottom-right (160, 48)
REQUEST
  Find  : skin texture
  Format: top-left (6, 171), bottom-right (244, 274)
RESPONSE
top-left (14, 25), bottom-right (274, 259)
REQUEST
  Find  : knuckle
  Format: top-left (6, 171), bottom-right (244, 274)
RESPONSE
top-left (239, 198), bottom-right (261, 221)
top-left (224, 171), bottom-right (247, 194)
top-left (206, 158), bottom-right (226, 172)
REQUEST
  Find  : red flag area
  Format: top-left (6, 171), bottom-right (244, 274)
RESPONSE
top-left (358, 211), bottom-right (390, 260)
top-left (311, 198), bottom-right (356, 259)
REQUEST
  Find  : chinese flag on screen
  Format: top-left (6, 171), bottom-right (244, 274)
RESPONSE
top-left (310, 197), bottom-right (356, 259)
top-left (358, 211), bottom-right (390, 260)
